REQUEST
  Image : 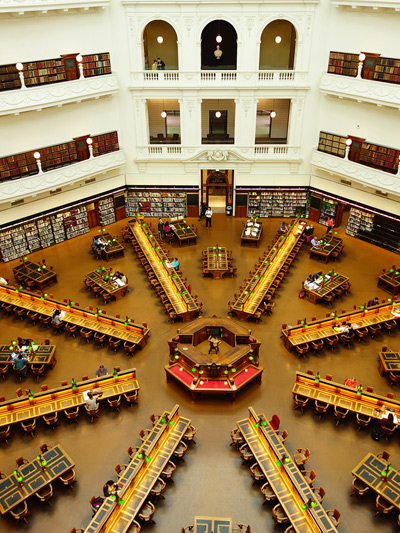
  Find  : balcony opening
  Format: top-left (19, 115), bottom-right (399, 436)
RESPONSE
top-left (255, 99), bottom-right (290, 144)
top-left (201, 20), bottom-right (237, 70)
top-left (143, 20), bottom-right (178, 71)
top-left (259, 20), bottom-right (296, 70)
top-left (202, 100), bottom-right (235, 144)
top-left (148, 99), bottom-right (180, 144)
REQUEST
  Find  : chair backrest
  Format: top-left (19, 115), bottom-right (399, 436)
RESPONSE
top-left (270, 414), bottom-right (280, 430)
top-left (387, 392), bottom-right (394, 399)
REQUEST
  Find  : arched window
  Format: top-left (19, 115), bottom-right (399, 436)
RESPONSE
top-left (259, 20), bottom-right (296, 70)
top-left (143, 20), bottom-right (178, 70)
top-left (201, 20), bottom-right (237, 70)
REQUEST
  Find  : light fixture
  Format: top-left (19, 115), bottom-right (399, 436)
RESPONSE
top-left (33, 151), bottom-right (41, 159)
top-left (270, 111), bottom-right (276, 118)
top-left (157, 36), bottom-right (163, 44)
top-left (161, 110), bottom-right (167, 118)
top-left (76, 54), bottom-right (84, 79)
top-left (76, 54), bottom-right (82, 63)
top-left (358, 53), bottom-right (366, 62)
top-left (345, 138), bottom-right (353, 146)
top-left (86, 137), bottom-right (94, 158)
top-left (215, 110), bottom-right (221, 118)
top-left (86, 137), bottom-right (93, 145)
top-left (345, 138), bottom-right (352, 160)
top-left (16, 62), bottom-right (23, 71)
top-left (33, 152), bottom-right (43, 174)
top-left (216, 34), bottom-right (222, 43)
top-left (275, 36), bottom-right (282, 44)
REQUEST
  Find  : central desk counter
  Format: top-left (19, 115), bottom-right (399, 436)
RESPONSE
top-left (236, 407), bottom-right (338, 533)
top-left (378, 351), bottom-right (400, 376)
top-left (84, 405), bottom-right (190, 533)
top-left (0, 369), bottom-right (139, 429)
top-left (0, 286), bottom-right (149, 348)
top-left (129, 219), bottom-right (200, 321)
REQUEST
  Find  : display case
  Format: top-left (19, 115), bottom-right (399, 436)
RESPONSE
top-left (98, 197), bottom-right (116, 226)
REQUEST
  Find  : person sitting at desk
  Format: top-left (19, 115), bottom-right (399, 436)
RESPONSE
top-left (380, 412), bottom-right (395, 430)
top-left (164, 222), bottom-right (171, 234)
top-left (52, 308), bottom-right (62, 325)
top-left (95, 365), bottom-right (108, 377)
top-left (367, 297), bottom-right (379, 307)
top-left (103, 480), bottom-right (120, 498)
top-left (86, 391), bottom-right (98, 411)
top-left (312, 272), bottom-right (322, 281)
top-left (171, 257), bottom-right (179, 271)
top-left (279, 221), bottom-right (288, 235)
top-left (311, 236), bottom-right (321, 248)
top-left (13, 353), bottom-right (28, 370)
top-left (0, 276), bottom-right (8, 285)
top-left (342, 323), bottom-right (354, 337)
top-left (92, 236), bottom-right (99, 249)
top-left (208, 336), bottom-right (221, 354)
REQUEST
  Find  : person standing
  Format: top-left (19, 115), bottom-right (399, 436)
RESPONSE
top-left (198, 202), bottom-right (207, 221)
top-left (151, 59), bottom-right (158, 70)
top-left (158, 218), bottom-right (164, 241)
top-left (205, 206), bottom-right (213, 228)
top-left (326, 217), bottom-right (334, 234)
top-left (157, 58), bottom-right (165, 70)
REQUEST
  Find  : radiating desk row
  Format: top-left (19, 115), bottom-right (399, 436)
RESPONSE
top-left (236, 407), bottom-right (338, 533)
top-left (84, 405), bottom-right (191, 533)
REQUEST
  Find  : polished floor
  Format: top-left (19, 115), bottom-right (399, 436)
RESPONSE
top-left (0, 213), bottom-right (399, 533)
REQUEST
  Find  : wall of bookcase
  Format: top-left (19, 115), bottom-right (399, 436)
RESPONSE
top-left (126, 189), bottom-right (187, 218)
top-left (346, 207), bottom-right (374, 237)
top-left (328, 52), bottom-right (359, 77)
top-left (0, 52), bottom-right (112, 92)
top-left (359, 142), bottom-right (400, 175)
top-left (319, 196), bottom-right (338, 226)
top-left (346, 207), bottom-right (400, 253)
top-left (92, 132), bottom-right (119, 157)
top-left (246, 188), bottom-right (309, 218)
top-left (318, 132), bottom-right (347, 158)
top-left (374, 56), bottom-right (400, 84)
top-left (98, 197), bottom-right (116, 226)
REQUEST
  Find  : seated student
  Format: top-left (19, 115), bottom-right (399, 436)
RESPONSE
top-left (171, 257), bottom-right (179, 271)
top-left (86, 391), bottom-right (98, 411)
top-left (164, 222), bottom-right (171, 234)
top-left (312, 272), bottom-right (322, 281)
top-left (0, 276), bottom-right (8, 285)
top-left (92, 236), bottom-right (99, 249)
top-left (343, 323), bottom-right (354, 337)
top-left (13, 353), bottom-right (28, 370)
top-left (311, 236), bottom-right (321, 248)
top-left (52, 308), bottom-right (62, 325)
top-left (380, 412), bottom-right (395, 430)
top-left (103, 480), bottom-right (120, 498)
top-left (279, 221), bottom-right (288, 235)
top-left (95, 365), bottom-right (108, 377)
top-left (208, 335), bottom-right (221, 354)
top-left (304, 225), bottom-right (314, 236)
top-left (367, 297), bottom-right (379, 307)
top-left (120, 273), bottom-right (127, 284)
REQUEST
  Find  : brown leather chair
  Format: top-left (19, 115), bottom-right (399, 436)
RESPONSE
top-left (64, 406), bottom-right (80, 424)
top-left (107, 396), bottom-right (122, 412)
top-left (138, 500), bottom-right (156, 524)
top-left (9, 500), bottom-right (28, 523)
top-left (124, 390), bottom-right (138, 407)
top-left (43, 411), bottom-right (58, 431)
top-left (35, 482), bottom-right (53, 505)
top-left (80, 328), bottom-right (93, 343)
top-left (293, 394), bottom-right (309, 413)
top-left (351, 477), bottom-right (369, 498)
top-left (31, 364), bottom-right (46, 381)
top-left (260, 481), bottom-right (277, 503)
top-left (0, 425), bottom-right (11, 445)
top-left (21, 418), bottom-right (36, 438)
top-left (109, 338), bottom-right (122, 353)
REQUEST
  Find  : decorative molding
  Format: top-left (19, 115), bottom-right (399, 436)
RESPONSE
top-left (0, 0), bottom-right (109, 15)
top-left (0, 150), bottom-right (126, 204)
top-left (320, 72), bottom-right (400, 110)
top-left (0, 74), bottom-right (119, 117)
top-left (311, 149), bottom-right (400, 196)
top-left (331, 0), bottom-right (400, 13)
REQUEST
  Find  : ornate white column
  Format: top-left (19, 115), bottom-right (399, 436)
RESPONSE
top-left (234, 97), bottom-right (258, 147)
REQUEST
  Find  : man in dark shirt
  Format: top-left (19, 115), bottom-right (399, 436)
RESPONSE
top-left (14, 354), bottom-right (27, 370)
top-left (367, 297), bottom-right (379, 307)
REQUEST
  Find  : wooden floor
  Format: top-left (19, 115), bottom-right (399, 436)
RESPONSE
top-left (0, 214), bottom-right (399, 533)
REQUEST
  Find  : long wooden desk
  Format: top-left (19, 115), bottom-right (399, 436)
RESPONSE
top-left (378, 351), bottom-right (400, 376)
top-left (303, 272), bottom-right (349, 304)
top-left (241, 220), bottom-right (263, 247)
top-left (378, 268), bottom-right (400, 295)
top-left (129, 218), bottom-right (201, 321)
top-left (0, 286), bottom-right (149, 347)
top-left (203, 246), bottom-right (230, 279)
top-left (85, 270), bottom-right (128, 300)
top-left (0, 368), bottom-right (139, 429)
top-left (0, 344), bottom-right (56, 368)
top-left (232, 218), bottom-right (306, 321)
top-left (0, 444), bottom-right (74, 514)
top-left (171, 222), bottom-right (197, 247)
top-left (194, 516), bottom-right (233, 533)
top-left (352, 453), bottom-right (400, 510)
top-left (237, 407), bottom-right (337, 533)
top-left (13, 260), bottom-right (57, 290)
top-left (282, 301), bottom-right (400, 351)
top-left (309, 237), bottom-right (342, 264)
top-left (292, 371), bottom-right (400, 422)
top-left (84, 405), bottom-right (190, 533)
top-left (101, 233), bottom-right (125, 261)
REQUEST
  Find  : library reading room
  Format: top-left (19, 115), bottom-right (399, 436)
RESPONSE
top-left (1, 1), bottom-right (400, 532)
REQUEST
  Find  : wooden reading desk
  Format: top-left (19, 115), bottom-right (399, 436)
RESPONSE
top-left (129, 218), bottom-right (201, 321)
top-left (84, 404), bottom-right (190, 533)
top-left (241, 220), bottom-right (263, 247)
top-left (0, 343), bottom-right (56, 369)
top-left (101, 233), bottom-right (125, 261)
top-left (352, 453), bottom-right (400, 511)
top-left (13, 260), bottom-right (57, 290)
top-left (378, 351), bottom-right (400, 376)
top-left (378, 267), bottom-right (400, 295)
top-left (85, 270), bottom-right (128, 300)
top-left (0, 286), bottom-right (149, 348)
top-left (236, 407), bottom-right (338, 533)
top-left (202, 246), bottom-right (230, 279)
top-left (194, 517), bottom-right (233, 533)
top-left (0, 368), bottom-right (139, 430)
top-left (292, 371), bottom-right (400, 423)
top-left (0, 444), bottom-right (74, 514)
top-left (309, 237), bottom-right (342, 264)
top-left (303, 272), bottom-right (349, 304)
top-left (232, 218), bottom-right (306, 321)
top-left (170, 221), bottom-right (197, 247)
top-left (282, 301), bottom-right (400, 352)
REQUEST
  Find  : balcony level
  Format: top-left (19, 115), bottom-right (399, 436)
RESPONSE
top-left (130, 70), bottom-right (309, 90)
top-left (0, 0), bottom-right (109, 16)
top-left (320, 72), bottom-right (400, 110)
top-left (311, 148), bottom-right (400, 197)
top-left (0, 74), bottom-right (119, 117)
top-left (331, 0), bottom-right (400, 12)
top-left (0, 150), bottom-right (126, 204)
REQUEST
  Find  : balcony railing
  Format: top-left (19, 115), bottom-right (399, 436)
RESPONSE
top-left (320, 72), bottom-right (400, 110)
top-left (131, 70), bottom-right (309, 89)
top-left (0, 150), bottom-right (126, 204)
top-left (311, 149), bottom-right (400, 196)
top-left (0, 0), bottom-right (110, 14)
top-left (0, 74), bottom-right (119, 116)
top-left (331, 0), bottom-right (400, 11)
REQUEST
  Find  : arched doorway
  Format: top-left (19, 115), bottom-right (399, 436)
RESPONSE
top-left (143, 20), bottom-right (178, 70)
top-left (259, 20), bottom-right (296, 70)
top-left (201, 20), bottom-right (237, 70)
top-left (205, 171), bottom-right (234, 213)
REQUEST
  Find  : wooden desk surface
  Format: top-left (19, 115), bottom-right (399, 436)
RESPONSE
top-left (205, 247), bottom-right (228, 271)
top-left (175, 317), bottom-right (254, 337)
top-left (13, 261), bottom-right (56, 284)
top-left (309, 237), bottom-right (342, 261)
top-left (0, 286), bottom-right (149, 346)
top-left (233, 218), bottom-right (306, 317)
top-left (282, 302), bottom-right (399, 349)
top-left (352, 453), bottom-right (400, 509)
top-left (101, 233), bottom-right (125, 254)
top-left (0, 344), bottom-right (56, 366)
top-left (194, 516), bottom-right (232, 533)
top-left (241, 221), bottom-right (263, 242)
top-left (292, 371), bottom-right (400, 420)
top-left (177, 343), bottom-right (249, 366)
top-left (303, 273), bottom-right (349, 302)
top-left (84, 405), bottom-right (190, 533)
top-left (171, 222), bottom-right (197, 241)
top-left (0, 369), bottom-right (139, 428)
top-left (85, 270), bottom-right (127, 297)
top-left (379, 270), bottom-right (400, 288)
top-left (129, 219), bottom-right (200, 318)
top-left (378, 351), bottom-right (400, 375)
top-left (237, 407), bottom-right (337, 533)
top-left (0, 444), bottom-right (74, 514)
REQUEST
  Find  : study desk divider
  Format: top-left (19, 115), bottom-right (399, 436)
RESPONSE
top-left (84, 404), bottom-right (191, 533)
top-left (237, 407), bottom-right (337, 533)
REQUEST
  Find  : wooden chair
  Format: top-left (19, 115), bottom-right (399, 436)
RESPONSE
top-left (377, 450), bottom-right (391, 464)
top-left (388, 372), bottom-right (400, 386)
top-left (380, 422), bottom-right (396, 443)
top-left (293, 448), bottom-right (310, 468)
top-left (272, 503), bottom-right (289, 527)
top-left (109, 338), bottom-right (122, 353)
top-left (124, 390), bottom-right (138, 407)
top-left (293, 394), bottom-right (308, 413)
top-left (334, 405), bottom-right (349, 425)
top-left (250, 462), bottom-right (265, 482)
top-left (65, 323), bottom-right (78, 337)
top-left (43, 411), bottom-right (58, 431)
top-left (150, 477), bottom-right (166, 501)
top-left (21, 418), bottom-right (36, 438)
top-left (302, 470), bottom-right (317, 486)
top-left (312, 486), bottom-right (326, 503)
top-left (0, 363), bottom-right (10, 379)
top-left (139, 428), bottom-right (151, 441)
top-left (340, 333), bottom-right (355, 348)
top-left (85, 403), bottom-right (100, 423)
top-left (183, 424), bottom-right (197, 444)
top-left (260, 481), bottom-right (277, 503)
top-left (94, 332), bottom-right (107, 347)
top-left (107, 395), bottom-right (122, 412)
top-left (0, 425), bottom-right (11, 445)
top-left (31, 364), bottom-right (46, 381)
top-left (325, 335), bottom-right (339, 351)
top-left (138, 500), bottom-right (156, 525)
top-left (9, 500), bottom-right (28, 523)
top-left (239, 443), bottom-right (254, 462)
top-left (115, 463), bottom-right (128, 477)
top-left (127, 446), bottom-right (140, 459)
top-left (276, 429), bottom-right (288, 443)
top-left (35, 482), bottom-right (53, 505)
top-left (230, 427), bottom-right (245, 447)
top-left (16, 457), bottom-right (28, 467)
top-left (124, 341), bottom-right (137, 357)
top-left (161, 460), bottom-right (176, 481)
top-left (295, 343), bottom-right (309, 358)
top-left (369, 324), bottom-right (382, 338)
top-left (314, 400), bottom-right (329, 420)
top-left (310, 339), bottom-right (324, 354)
top-left (173, 440), bottom-right (188, 460)
top-left (52, 321), bottom-right (64, 335)
top-left (64, 406), bottom-right (80, 424)
top-left (39, 315), bottom-right (52, 329)
top-left (383, 320), bottom-right (397, 335)
top-left (356, 413), bottom-right (371, 431)
top-left (80, 328), bottom-right (93, 343)
top-left (150, 413), bottom-right (161, 425)
top-left (327, 509), bottom-right (341, 526)
top-left (351, 477), bottom-right (369, 497)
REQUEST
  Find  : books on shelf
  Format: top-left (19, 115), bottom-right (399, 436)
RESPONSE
top-left (126, 190), bottom-right (187, 218)
top-left (374, 56), bottom-right (400, 85)
top-left (346, 207), bottom-right (374, 237)
top-left (92, 131), bottom-right (119, 157)
top-left (98, 197), bottom-right (116, 226)
top-left (247, 189), bottom-right (308, 218)
top-left (319, 197), bottom-right (338, 226)
top-left (328, 51), bottom-right (359, 77)
top-left (359, 142), bottom-right (400, 175)
top-left (63, 207), bottom-right (90, 239)
top-left (24, 222), bottom-right (41, 253)
top-left (81, 53), bottom-right (112, 77)
top-left (318, 131), bottom-right (347, 158)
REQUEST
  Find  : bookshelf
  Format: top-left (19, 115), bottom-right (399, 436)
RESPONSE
top-left (0, 152), bottom-right (37, 181)
top-left (81, 53), bottom-right (111, 77)
top-left (319, 196), bottom-right (338, 226)
top-left (51, 214), bottom-right (66, 244)
top-left (37, 217), bottom-right (55, 248)
top-left (0, 64), bottom-right (21, 91)
top-left (318, 132), bottom-right (347, 158)
top-left (247, 188), bottom-right (308, 218)
top-left (346, 208), bottom-right (374, 237)
top-left (63, 207), bottom-right (90, 239)
top-left (126, 190), bottom-right (187, 218)
top-left (374, 56), bottom-right (400, 84)
top-left (98, 197), bottom-right (116, 226)
top-left (359, 142), bottom-right (400, 175)
top-left (0, 227), bottom-right (29, 262)
top-left (24, 58), bottom-right (66, 87)
top-left (40, 142), bottom-right (78, 171)
top-left (24, 222), bottom-right (42, 253)
top-left (92, 131), bottom-right (119, 157)
top-left (346, 207), bottom-right (400, 253)
top-left (327, 51), bottom-right (359, 77)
